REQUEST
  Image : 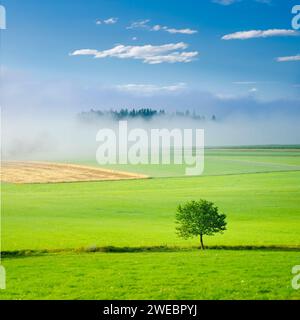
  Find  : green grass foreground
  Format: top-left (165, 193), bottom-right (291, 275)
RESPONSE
top-left (1, 149), bottom-right (300, 299)
top-left (1, 250), bottom-right (299, 300)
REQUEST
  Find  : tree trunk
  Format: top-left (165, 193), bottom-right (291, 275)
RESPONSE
top-left (200, 234), bottom-right (204, 250)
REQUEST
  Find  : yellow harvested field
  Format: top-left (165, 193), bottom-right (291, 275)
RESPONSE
top-left (0, 161), bottom-right (149, 184)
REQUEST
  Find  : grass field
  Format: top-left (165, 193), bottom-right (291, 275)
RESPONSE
top-left (78, 149), bottom-right (300, 177)
top-left (1, 251), bottom-right (299, 300)
top-left (1, 149), bottom-right (300, 299)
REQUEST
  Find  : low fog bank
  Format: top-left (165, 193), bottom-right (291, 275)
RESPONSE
top-left (2, 111), bottom-right (300, 161)
top-left (2, 68), bottom-right (299, 160)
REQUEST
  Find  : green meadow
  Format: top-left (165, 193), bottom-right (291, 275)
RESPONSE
top-left (1, 251), bottom-right (300, 300)
top-left (1, 149), bottom-right (300, 299)
top-left (79, 148), bottom-right (300, 177)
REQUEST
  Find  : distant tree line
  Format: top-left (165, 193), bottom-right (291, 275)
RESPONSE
top-left (78, 108), bottom-right (217, 122)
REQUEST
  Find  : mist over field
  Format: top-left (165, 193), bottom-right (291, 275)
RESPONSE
top-left (1, 67), bottom-right (300, 160)
top-left (2, 110), bottom-right (300, 161)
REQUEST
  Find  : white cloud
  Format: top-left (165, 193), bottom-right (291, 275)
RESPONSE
top-left (276, 54), bottom-right (300, 62)
top-left (132, 37), bottom-right (137, 41)
top-left (116, 83), bottom-right (187, 95)
top-left (222, 29), bottom-right (299, 40)
top-left (150, 24), bottom-right (197, 34)
top-left (70, 42), bottom-right (198, 64)
top-left (152, 24), bottom-right (162, 31)
top-left (127, 19), bottom-right (150, 29)
top-left (164, 27), bottom-right (198, 35)
top-left (104, 17), bottom-right (118, 24)
top-left (212, 0), bottom-right (237, 5)
top-left (143, 51), bottom-right (198, 64)
top-left (71, 49), bottom-right (99, 56)
top-left (127, 20), bottom-right (197, 35)
top-left (96, 17), bottom-right (118, 25)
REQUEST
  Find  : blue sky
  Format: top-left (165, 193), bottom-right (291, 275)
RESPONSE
top-left (1, 0), bottom-right (300, 115)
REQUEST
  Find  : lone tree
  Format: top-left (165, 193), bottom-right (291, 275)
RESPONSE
top-left (176, 199), bottom-right (227, 249)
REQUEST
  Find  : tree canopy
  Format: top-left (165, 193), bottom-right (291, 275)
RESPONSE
top-left (176, 199), bottom-right (227, 249)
